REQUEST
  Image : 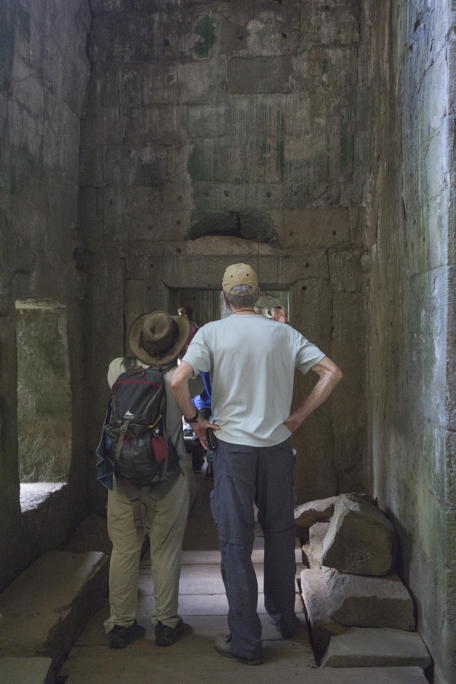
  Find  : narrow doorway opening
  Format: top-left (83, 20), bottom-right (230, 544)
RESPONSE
top-left (15, 299), bottom-right (72, 511)
top-left (169, 288), bottom-right (290, 326)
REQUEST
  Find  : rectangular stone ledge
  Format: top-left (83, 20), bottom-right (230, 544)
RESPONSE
top-left (228, 56), bottom-right (293, 94)
top-left (0, 551), bottom-right (109, 666)
top-left (125, 251), bottom-right (329, 285)
top-left (321, 627), bottom-right (431, 669)
top-left (0, 657), bottom-right (54, 684)
top-left (271, 208), bottom-right (351, 249)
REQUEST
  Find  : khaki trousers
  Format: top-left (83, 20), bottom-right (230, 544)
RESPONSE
top-left (104, 472), bottom-right (189, 633)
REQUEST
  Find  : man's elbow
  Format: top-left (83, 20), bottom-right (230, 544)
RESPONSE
top-left (169, 372), bottom-right (182, 392)
top-left (332, 366), bottom-right (343, 385)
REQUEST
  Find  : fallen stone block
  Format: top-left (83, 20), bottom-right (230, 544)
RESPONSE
top-left (300, 568), bottom-right (349, 660)
top-left (294, 496), bottom-right (339, 528)
top-left (300, 568), bottom-right (415, 661)
top-left (0, 657), bottom-right (53, 684)
top-left (321, 627), bottom-right (431, 668)
top-left (308, 522), bottom-right (330, 567)
top-left (0, 551), bottom-right (108, 668)
top-left (321, 493), bottom-right (396, 575)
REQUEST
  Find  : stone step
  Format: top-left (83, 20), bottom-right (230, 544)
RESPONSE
top-left (0, 551), bottom-right (108, 672)
top-left (0, 657), bottom-right (53, 684)
top-left (300, 567), bottom-right (415, 660)
top-left (321, 627), bottom-right (431, 669)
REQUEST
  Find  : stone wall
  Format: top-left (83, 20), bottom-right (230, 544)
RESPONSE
top-left (81, 0), bottom-right (368, 509)
top-left (360, 1), bottom-right (456, 681)
top-left (0, 0), bottom-right (91, 589)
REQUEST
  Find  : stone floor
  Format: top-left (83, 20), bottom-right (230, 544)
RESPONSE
top-left (58, 475), bottom-right (429, 684)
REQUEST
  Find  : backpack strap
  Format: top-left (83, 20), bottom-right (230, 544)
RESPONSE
top-left (157, 381), bottom-right (169, 481)
top-left (114, 419), bottom-right (130, 463)
top-left (113, 419), bottom-right (145, 529)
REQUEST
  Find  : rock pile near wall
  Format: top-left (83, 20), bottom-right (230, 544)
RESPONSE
top-left (296, 494), bottom-right (430, 673)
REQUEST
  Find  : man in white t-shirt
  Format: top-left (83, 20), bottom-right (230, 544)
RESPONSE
top-left (170, 264), bottom-right (342, 665)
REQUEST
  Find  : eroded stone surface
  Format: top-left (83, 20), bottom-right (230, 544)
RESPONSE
top-left (294, 497), bottom-right (339, 528)
top-left (321, 494), bottom-right (396, 575)
top-left (300, 568), bottom-right (415, 660)
top-left (0, 551), bottom-right (108, 661)
top-left (0, 657), bottom-right (53, 684)
top-left (309, 523), bottom-right (330, 566)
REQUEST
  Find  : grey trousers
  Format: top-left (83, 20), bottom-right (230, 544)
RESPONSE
top-left (211, 438), bottom-right (297, 660)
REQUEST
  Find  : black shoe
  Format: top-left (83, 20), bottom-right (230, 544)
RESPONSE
top-left (276, 616), bottom-right (301, 639)
top-left (108, 621), bottom-right (145, 649)
top-left (155, 618), bottom-right (185, 647)
top-left (213, 633), bottom-right (263, 665)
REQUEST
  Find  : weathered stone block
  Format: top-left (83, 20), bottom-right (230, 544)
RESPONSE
top-left (0, 551), bottom-right (108, 661)
top-left (327, 568), bottom-right (415, 629)
top-left (243, 9), bottom-right (300, 57)
top-left (90, 14), bottom-right (156, 63)
top-left (0, 657), bottom-right (53, 684)
top-left (142, 61), bottom-right (210, 105)
top-left (300, 0), bottom-right (360, 46)
top-left (321, 494), bottom-right (396, 576)
top-left (91, 0), bottom-right (130, 12)
top-left (321, 627), bottom-right (431, 668)
top-left (228, 56), bottom-right (292, 94)
top-left (300, 567), bottom-right (348, 658)
top-left (309, 522), bottom-right (330, 566)
top-left (300, 568), bottom-right (416, 660)
top-left (329, 248), bottom-right (366, 292)
top-left (295, 496), bottom-right (338, 528)
top-left (271, 208), bottom-right (350, 249)
top-left (187, 104), bottom-right (229, 138)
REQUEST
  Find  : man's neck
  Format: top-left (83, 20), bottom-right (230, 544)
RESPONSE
top-left (231, 307), bottom-right (256, 315)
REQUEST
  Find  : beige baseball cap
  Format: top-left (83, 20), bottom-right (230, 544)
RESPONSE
top-left (222, 263), bottom-right (258, 294)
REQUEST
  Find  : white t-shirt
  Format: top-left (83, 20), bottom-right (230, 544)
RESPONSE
top-left (183, 314), bottom-right (325, 447)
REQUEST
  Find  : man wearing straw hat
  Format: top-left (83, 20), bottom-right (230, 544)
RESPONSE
top-left (170, 263), bottom-right (342, 665)
top-left (97, 311), bottom-right (200, 650)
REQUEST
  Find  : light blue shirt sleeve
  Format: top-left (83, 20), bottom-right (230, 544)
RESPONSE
top-left (294, 331), bottom-right (326, 375)
top-left (182, 327), bottom-right (213, 375)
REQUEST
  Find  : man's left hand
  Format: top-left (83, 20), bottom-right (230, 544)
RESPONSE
top-left (192, 416), bottom-right (220, 450)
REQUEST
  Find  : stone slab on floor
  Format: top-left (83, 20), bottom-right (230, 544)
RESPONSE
top-left (0, 657), bottom-right (54, 684)
top-left (321, 628), bottom-right (431, 668)
top-left (61, 650), bottom-right (429, 684)
top-left (0, 551), bottom-right (108, 664)
top-left (301, 567), bottom-right (415, 629)
top-left (300, 567), bottom-right (415, 661)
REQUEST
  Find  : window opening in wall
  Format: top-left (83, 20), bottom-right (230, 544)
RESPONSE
top-left (15, 299), bottom-right (72, 512)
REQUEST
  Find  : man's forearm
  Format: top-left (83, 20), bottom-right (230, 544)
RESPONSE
top-left (293, 371), bottom-right (339, 422)
top-left (284, 357), bottom-right (342, 433)
top-left (170, 376), bottom-right (196, 419)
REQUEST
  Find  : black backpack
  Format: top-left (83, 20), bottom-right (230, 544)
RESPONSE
top-left (103, 364), bottom-right (179, 487)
